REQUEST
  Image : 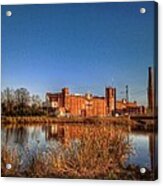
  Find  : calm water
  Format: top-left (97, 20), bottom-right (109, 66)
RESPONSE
top-left (1, 123), bottom-right (157, 172)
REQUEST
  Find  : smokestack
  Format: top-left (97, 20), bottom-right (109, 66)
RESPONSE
top-left (126, 85), bottom-right (129, 102)
top-left (148, 67), bottom-right (154, 113)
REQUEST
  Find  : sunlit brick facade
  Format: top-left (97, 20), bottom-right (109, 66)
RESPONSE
top-left (46, 87), bottom-right (145, 117)
top-left (46, 87), bottom-right (116, 117)
top-left (116, 99), bottom-right (146, 115)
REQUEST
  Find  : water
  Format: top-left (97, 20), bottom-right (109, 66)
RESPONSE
top-left (1, 123), bottom-right (157, 174)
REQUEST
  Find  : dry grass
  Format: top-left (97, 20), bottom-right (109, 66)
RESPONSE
top-left (2, 116), bottom-right (135, 127)
top-left (1, 125), bottom-right (154, 180)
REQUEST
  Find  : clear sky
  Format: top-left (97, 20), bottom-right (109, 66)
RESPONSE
top-left (2, 2), bottom-right (156, 105)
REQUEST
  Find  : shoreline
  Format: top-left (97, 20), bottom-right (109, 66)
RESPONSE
top-left (1, 116), bottom-right (156, 132)
top-left (1, 116), bottom-right (135, 124)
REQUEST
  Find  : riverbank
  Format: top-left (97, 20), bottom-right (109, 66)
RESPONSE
top-left (1, 116), bottom-right (135, 125)
top-left (1, 116), bottom-right (157, 132)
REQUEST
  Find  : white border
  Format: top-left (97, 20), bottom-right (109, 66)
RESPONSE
top-left (1, 0), bottom-right (162, 186)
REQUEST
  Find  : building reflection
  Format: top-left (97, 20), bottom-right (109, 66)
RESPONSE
top-left (44, 123), bottom-right (157, 173)
top-left (44, 124), bottom-right (127, 146)
top-left (44, 124), bottom-right (65, 143)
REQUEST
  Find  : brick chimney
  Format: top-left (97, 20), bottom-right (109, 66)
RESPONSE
top-left (148, 67), bottom-right (154, 113)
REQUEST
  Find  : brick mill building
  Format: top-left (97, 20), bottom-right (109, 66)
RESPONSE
top-left (46, 87), bottom-right (145, 117)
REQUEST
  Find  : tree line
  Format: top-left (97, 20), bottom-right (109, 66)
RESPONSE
top-left (1, 87), bottom-right (46, 116)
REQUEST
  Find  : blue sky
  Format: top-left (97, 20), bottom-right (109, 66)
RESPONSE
top-left (1, 2), bottom-right (156, 105)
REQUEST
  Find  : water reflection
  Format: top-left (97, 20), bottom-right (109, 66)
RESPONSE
top-left (1, 123), bottom-right (157, 178)
top-left (45, 125), bottom-right (65, 143)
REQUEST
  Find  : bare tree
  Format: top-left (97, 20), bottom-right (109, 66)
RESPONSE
top-left (30, 94), bottom-right (43, 115)
top-left (15, 88), bottom-right (30, 115)
top-left (31, 95), bottom-right (42, 107)
top-left (1, 88), bottom-right (15, 115)
top-left (2, 87), bottom-right (45, 116)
